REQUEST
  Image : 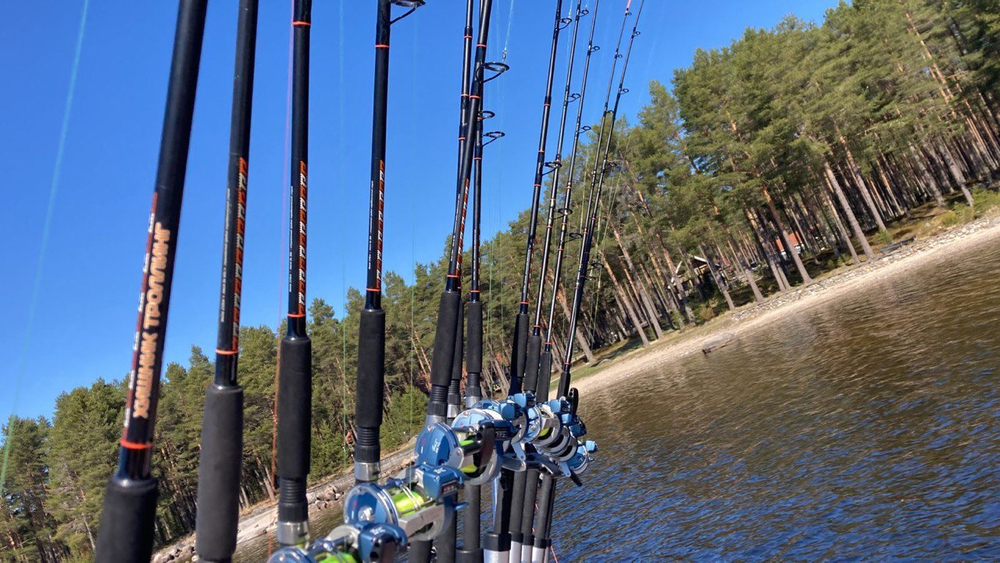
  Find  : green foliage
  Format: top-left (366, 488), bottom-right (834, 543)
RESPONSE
top-left (873, 230), bottom-right (894, 246)
top-left (973, 188), bottom-right (1000, 217)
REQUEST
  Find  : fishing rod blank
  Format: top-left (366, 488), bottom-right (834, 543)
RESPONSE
top-left (543, 0), bottom-right (601, 386)
top-left (93, 1), bottom-right (209, 561)
top-left (519, 3), bottom-right (586, 560)
top-left (445, 0), bottom-right (477, 429)
top-left (276, 0), bottom-right (313, 548)
top-left (426, 0), bottom-right (493, 427)
top-left (509, 0), bottom-right (565, 397)
top-left (195, 0), bottom-right (259, 561)
top-left (525, 0), bottom-right (583, 395)
top-left (455, 0), bottom-right (475, 185)
top-left (561, 0), bottom-right (642, 398)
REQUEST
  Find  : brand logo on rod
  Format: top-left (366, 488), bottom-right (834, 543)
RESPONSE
top-left (297, 161), bottom-right (308, 315)
top-left (132, 221), bottom-right (171, 420)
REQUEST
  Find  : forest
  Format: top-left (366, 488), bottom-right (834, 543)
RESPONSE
top-left (3, 1), bottom-right (1000, 560)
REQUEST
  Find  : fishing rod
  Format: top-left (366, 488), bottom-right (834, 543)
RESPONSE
top-left (504, 3), bottom-right (566, 560)
top-left (509, 0), bottom-right (566, 396)
top-left (93, 2), bottom-right (209, 561)
top-left (457, 56), bottom-right (508, 563)
top-left (355, 0), bottom-right (424, 496)
top-left (458, 106), bottom-right (488, 563)
top-left (542, 0), bottom-right (601, 409)
top-left (524, 0), bottom-right (584, 397)
top-left (455, 0), bottom-right (475, 185)
top-left (275, 0), bottom-right (313, 549)
top-left (516, 2), bottom-right (591, 561)
top-left (426, 0), bottom-right (494, 440)
top-left (530, 5), bottom-right (643, 562)
top-left (445, 0), bottom-right (478, 430)
top-left (194, 1), bottom-right (259, 561)
top-left (563, 0), bottom-right (642, 397)
top-left (420, 1), bottom-right (495, 561)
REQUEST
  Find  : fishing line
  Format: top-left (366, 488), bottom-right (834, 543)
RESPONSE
top-left (339, 0), bottom-right (349, 454)
top-left (0, 0), bottom-right (88, 494)
top-left (278, 0), bottom-right (295, 330)
top-left (410, 7), bottom-right (420, 434)
top-left (502, 0), bottom-right (516, 63)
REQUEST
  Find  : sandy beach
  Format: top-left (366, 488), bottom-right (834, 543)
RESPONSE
top-left (572, 215), bottom-right (1000, 398)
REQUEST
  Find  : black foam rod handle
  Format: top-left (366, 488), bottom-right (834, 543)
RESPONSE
top-left (278, 335), bottom-right (312, 479)
top-left (447, 302), bottom-right (466, 413)
top-left (511, 313), bottom-right (529, 392)
top-left (356, 309), bottom-right (386, 465)
top-left (94, 476), bottom-right (159, 562)
top-left (195, 385), bottom-right (244, 561)
top-left (537, 350), bottom-right (553, 401)
top-left (523, 334), bottom-right (542, 394)
top-left (429, 290), bottom-right (461, 416)
top-left (466, 301), bottom-right (483, 373)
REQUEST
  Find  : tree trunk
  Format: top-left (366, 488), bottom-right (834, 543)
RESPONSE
top-left (611, 224), bottom-right (664, 338)
top-left (701, 244), bottom-right (736, 311)
top-left (819, 179), bottom-right (861, 265)
top-left (939, 142), bottom-right (975, 205)
top-left (763, 193), bottom-right (813, 284)
top-left (554, 282), bottom-right (595, 363)
top-left (824, 160), bottom-right (875, 261)
top-left (839, 137), bottom-right (888, 231)
top-left (600, 252), bottom-right (650, 347)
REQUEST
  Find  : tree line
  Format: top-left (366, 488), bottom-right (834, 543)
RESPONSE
top-left (3, 0), bottom-right (1000, 560)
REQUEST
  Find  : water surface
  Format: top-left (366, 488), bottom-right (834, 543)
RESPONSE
top-left (553, 240), bottom-right (1000, 561)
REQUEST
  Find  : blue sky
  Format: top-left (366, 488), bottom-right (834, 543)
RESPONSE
top-left (0, 0), bottom-right (838, 421)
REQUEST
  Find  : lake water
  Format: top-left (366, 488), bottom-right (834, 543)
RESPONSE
top-left (240, 237), bottom-right (1000, 561)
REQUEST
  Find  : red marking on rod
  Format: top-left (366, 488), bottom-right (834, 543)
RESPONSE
top-left (447, 274), bottom-right (461, 279)
top-left (470, 95), bottom-right (482, 100)
top-left (375, 44), bottom-right (390, 49)
top-left (293, 21), bottom-right (311, 27)
top-left (216, 349), bottom-right (238, 356)
top-left (477, 43), bottom-right (486, 48)
top-left (120, 439), bottom-right (153, 450)
top-left (288, 313), bottom-right (306, 318)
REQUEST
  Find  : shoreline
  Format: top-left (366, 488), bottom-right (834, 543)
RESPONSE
top-left (571, 215), bottom-right (1000, 398)
top-left (155, 216), bottom-right (1000, 562)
